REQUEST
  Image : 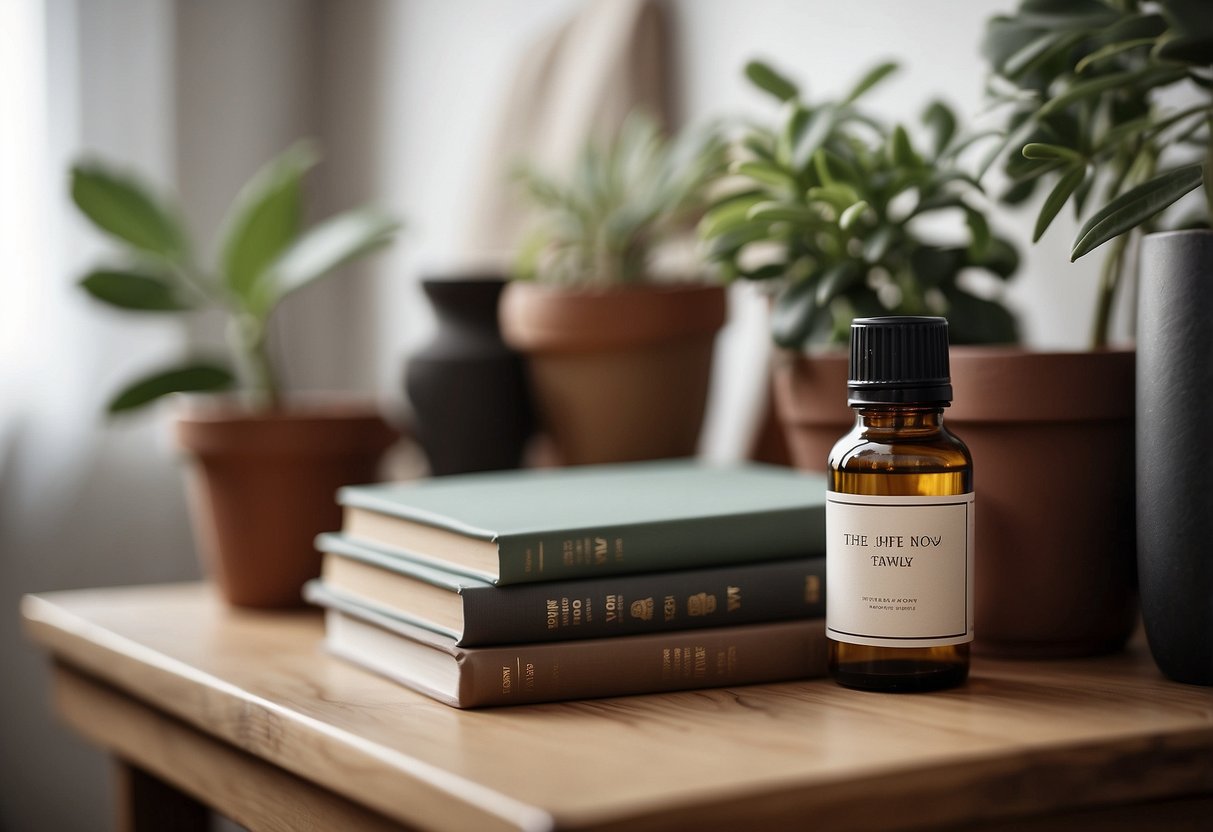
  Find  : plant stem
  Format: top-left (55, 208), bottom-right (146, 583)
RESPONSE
top-left (1091, 232), bottom-right (1129, 349)
top-left (227, 316), bottom-right (280, 410)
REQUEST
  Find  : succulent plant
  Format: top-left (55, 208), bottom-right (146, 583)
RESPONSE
top-left (514, 113), bottom-right (728, 287)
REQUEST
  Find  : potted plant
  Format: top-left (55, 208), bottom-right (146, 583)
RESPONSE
top-left (701, 60), bottom-right (1020, 469)
top-left (72, 141), bottom-right (401, 608)
top-left (500, 114), bottom-right (729, 464)
top-left (983, 0), bottom-right (1212, 677)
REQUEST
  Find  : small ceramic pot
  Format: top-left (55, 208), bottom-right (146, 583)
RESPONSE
top-left (406, 277), bottom-right (534, 475)
top-left (500, 282), bottom-right (726, 465)
top-left (176, 400), bottom-right (397, 608)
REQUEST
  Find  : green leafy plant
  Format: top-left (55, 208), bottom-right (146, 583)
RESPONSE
top-left (982, 0), bottom-right (1212, 347)
top-left (702, 60), bottom-right (1020, 348)
top-left (514, 114), bottom-right (728, 286)
top-left (72, 141), bottom-right (400, 412)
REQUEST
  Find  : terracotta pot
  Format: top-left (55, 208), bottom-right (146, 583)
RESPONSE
top-left (176, 400), bottom-right (398, 608)
top-left (949, 347), bottom-right (1137, 658)
top-left (771, 350), bottom-right (851, 472)
top-left (500, 282), bottom-right (725, 465)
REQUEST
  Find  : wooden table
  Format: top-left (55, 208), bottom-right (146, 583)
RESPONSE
top-left (20, 583), bottom-right (1213, 832)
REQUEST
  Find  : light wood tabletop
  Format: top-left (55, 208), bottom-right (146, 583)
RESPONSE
top-left (21, 583), bottom-right (1213, 832)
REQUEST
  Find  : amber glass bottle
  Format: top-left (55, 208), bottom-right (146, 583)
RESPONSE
top-left (826, 317), bottom-right (973, 692)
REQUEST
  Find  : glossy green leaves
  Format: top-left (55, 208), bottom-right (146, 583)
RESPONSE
top-left (701, 59), bottom-right (1020, 349)
top-left (71, 143), bottom-right (400, 413)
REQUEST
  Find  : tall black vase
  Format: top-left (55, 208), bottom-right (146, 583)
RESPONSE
top-left (1137, 229), bottom-right (1213, 685)
top-left (405, 277), bottom-right (533, 475)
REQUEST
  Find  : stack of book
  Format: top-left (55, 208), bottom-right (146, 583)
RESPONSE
top-left (305, 460), bottom-right (829, 708)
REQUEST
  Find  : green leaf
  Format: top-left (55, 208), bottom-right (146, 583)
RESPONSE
top-left (731, 159), bottom-right (798, 189)
top-left (742, 134), bottom-right (778, 163)
top-left (254, 207), bottom-right (399, 310)
top-left (744, 60), bottom-right (800, 102)
top-left (699, 191), bottom-right (767, 239)
top-left (807, 184), bottom-right (862, 212)
top-left (747, 201), bottom-right (822, 225)
top-left (839, 200), bottom-right (870, 231)
top-left (771, 278), bottom-right (821, 348)
top-left (1155, 34), bottom-right (1213, 64)
top-left (70, 163), bottom-right (187, 261)
top-left (1034, 166), bottom-right (1086, 242)
top-left (777, 103), bottom-right (812, 165)
top-left (863, 225), bottom-right (896, 263)
top-left (815, 261), bottom-right (862, 306)
top-left (1072, 164), bottom-right (1205, 259)
top-left (218, 140), bottom-right (319, 304)
top-left (1022, 142), bottom-right (1085, 164)
top-left (1001, 31), bottom-right (1069, 78)
top-left (107, 362), bottom-right (234, 413)
top-left (965, 207), bottom-right (991, 259)
top-left (911, 247), bottom-right (967, 285)
top-left (739, 264), bottom-right (788, 281)
top-left (982, 17), bottom-right (1045, 71)
top-left (890, 125), bottom-right (921, 168)
top-left (1075, 38), bottom-right (1159, 74)
top-left (943, 288), bottom-right (1019, 345)
top-left (1038, 67), bottom-right (1188, 118)
top-left (79, 268), bottom-right (193, 312)
top-left (791, 106), bottom-right (840, 171)
top-left (973, 237), bottom-right (1021, 280)
top-left (706, 222), bottom-right (772, 260)
top-left (922, 101), bottom-right (957, 159)
top-left (843, 61), bottom-right (898, 104)
top-left (1098, 12), bottom-right (1167, 45)
top-left (1016, 0), bottom-right (1120, 30)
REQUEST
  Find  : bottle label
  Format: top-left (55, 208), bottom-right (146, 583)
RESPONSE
top-left (826, 492), bottom-right (974, 648)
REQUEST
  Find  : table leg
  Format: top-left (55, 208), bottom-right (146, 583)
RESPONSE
top-left (115, 761), bottom-right (209, 832)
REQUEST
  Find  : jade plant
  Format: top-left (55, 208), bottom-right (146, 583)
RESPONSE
top-left (514, 114), bottom-right (728, 286)
top-left (702, 60), bottom-right (1020, 348)
top-left (982, 0), bottom-right (1212, 347)
top-left (72, 141), bottom-right (399, 411)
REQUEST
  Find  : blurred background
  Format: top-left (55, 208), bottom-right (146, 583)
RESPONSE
top-left (1, 1), bottom-right (1117, 829)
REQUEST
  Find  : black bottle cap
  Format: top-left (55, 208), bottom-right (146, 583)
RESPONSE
top-left (848, 316), bottom-right (952, 406)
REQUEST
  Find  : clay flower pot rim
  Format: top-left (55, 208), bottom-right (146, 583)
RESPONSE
top-left (174, 394), bottom-right (399, 458)
top-left (500, 280), bottom-right (726, 353)
top-left (950, 345), bottom-right (1134, 423)
top-left (172, 392), bottom-right (393, 423)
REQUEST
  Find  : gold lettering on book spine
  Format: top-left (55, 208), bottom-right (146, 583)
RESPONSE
top-left (630, 598), bottom-right (654, 621)
top-left (805, 574), bottom-right (821, 604)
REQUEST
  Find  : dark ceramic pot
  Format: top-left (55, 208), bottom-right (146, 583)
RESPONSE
top-left (406, 277), bottom-right (534, 475)
top-left (1137, 229), bottom-right (1213, 685)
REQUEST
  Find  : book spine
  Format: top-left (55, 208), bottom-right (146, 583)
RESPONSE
top-left (457, 619), bottom-right (828, 707)
top-left (494, 507), bottom-right (824, 583)
top-left (459, 558), bottom-right (825, 646)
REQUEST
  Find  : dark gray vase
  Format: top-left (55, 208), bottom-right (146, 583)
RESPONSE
top-left (1137, 229), bottom-right (1213, 685)
top-left (405, 277), bottom-right (534, 476)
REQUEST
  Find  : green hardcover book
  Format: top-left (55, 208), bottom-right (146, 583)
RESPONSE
top-left (337, 461), bottom-right (827, 585)
top-left (305, 581), bottom-right (829, 708)
top-left (316, 532), bottom-right (826, 646)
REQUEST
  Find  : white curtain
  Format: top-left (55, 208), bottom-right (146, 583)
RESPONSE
top-left (0, 2), bottom-right (385, 829)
